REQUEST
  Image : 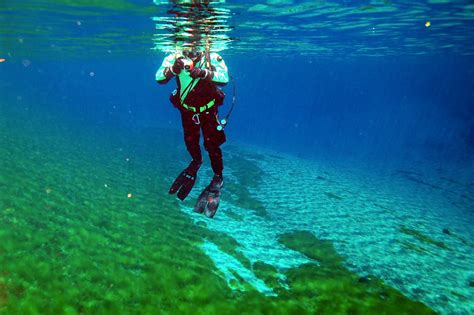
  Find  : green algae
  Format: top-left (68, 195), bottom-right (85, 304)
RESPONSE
top-left (225, 153), bottom-right (268, 217)
top-left (279, 231), bottom-right (344, 265)
top-left (442, 229), bottom-right (474, 249)
top-left (279, 231), bottom-right (436, 314)
top-left (450, 291), bottom-right (467, 301)
top-left (226, 147), bottom-right (267, 164)
top-left (0, 119), bottom-right (231, 314)
top-left (373, 203), bottom-right (395, 213)
top-left (229, 270), bottom-right (258, 293)
top-left (324, 191), bottom-right (344, 201)
top-left (398, 240), bottom-right (433, 256)
top-left (225, 180), bottom-right (268, 217)
top-left (200, 229), bottom-right (252, 271)
top-left (0, 107), bottom-right (438, 314)
top-left (359, 5), bottom-right (377, 12)
top-left (252, 261), bottom-right (285, 293)
top-left (228, 153), bottom-right (265, 189)
top-left (223, 209), bottom-right (244, 221)
top-left (0, 279), bottom-right (6, 309)
top-left (400, 226), bottom-right (449, 250)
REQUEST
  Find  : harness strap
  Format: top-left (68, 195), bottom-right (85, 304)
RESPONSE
top-left (182, 99), bottom-right (216, 113)
top-left (179, 57), bottom-right (205, 103)
top-left (178, 55), bottom-right (217, 113)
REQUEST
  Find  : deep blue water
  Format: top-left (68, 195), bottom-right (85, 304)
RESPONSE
top-left (2, 0), bottom-right (473, 166)
top-left (2, 54), bottom-right (473, 164)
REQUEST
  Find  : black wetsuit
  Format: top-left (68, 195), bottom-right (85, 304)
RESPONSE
top-left (157, 53), bottom-right (228, 176)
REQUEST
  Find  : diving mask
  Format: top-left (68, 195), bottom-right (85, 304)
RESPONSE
top-left (181, 58), bottom-right (194, 71)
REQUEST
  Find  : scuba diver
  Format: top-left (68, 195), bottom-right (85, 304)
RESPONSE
top-left (156, 46), bottom-right (229, 218)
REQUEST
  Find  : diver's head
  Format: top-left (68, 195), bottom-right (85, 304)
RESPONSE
top-left (182, 46), bottom-right (202, 60)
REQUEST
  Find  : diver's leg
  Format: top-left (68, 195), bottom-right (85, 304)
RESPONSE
top-left (194, 109), bottom-right (226, 218)
top-left (202, 109), bottom-right (226, 176)
top-left (207, 147), bottom-right (224, 177)
top-left (169, 110), bottom-right (203, 201)
top-left (181, 109), bottom-right (203, 163)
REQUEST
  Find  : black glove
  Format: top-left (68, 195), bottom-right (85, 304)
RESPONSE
top-left (189, 68), bottom-right (213, 80)
top-left (171, 58), bottom-right (184, 75)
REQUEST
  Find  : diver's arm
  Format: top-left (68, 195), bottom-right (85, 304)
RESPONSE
top-left (156, 54), bottom-right (176, 84)
top-left (209, 53), bottom-right (229, 86)
top-left (189, 53), bottom-right (229, 86)
top-left (158, 68), bottom-right (174, 84)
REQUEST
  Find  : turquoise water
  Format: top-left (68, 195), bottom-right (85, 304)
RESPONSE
top-left (1, 1), bottom-right (474, 314)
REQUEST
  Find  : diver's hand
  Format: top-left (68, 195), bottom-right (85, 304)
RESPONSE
top-left (171, 58), bottom-right (184, 75)
top-left (189, 68), bottom-right (213, 80)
